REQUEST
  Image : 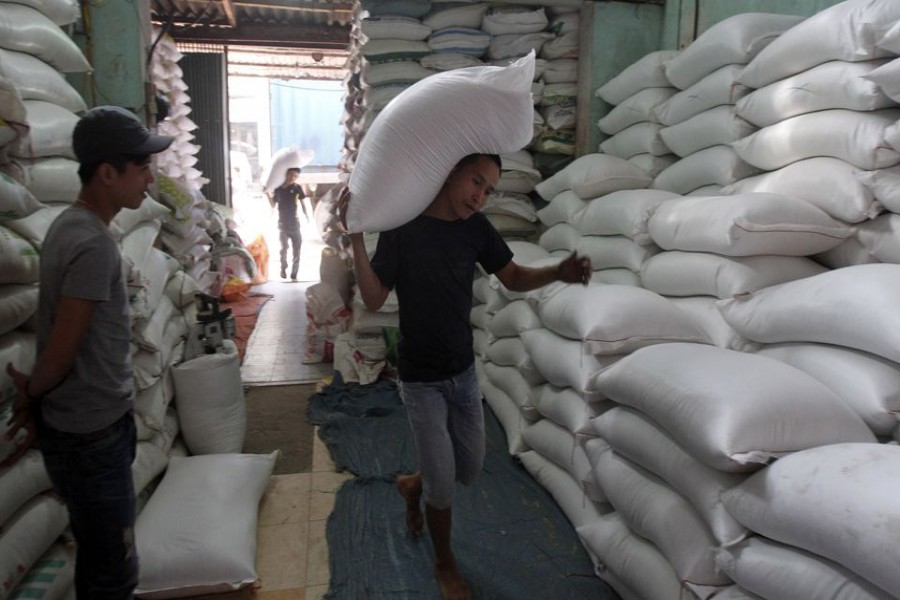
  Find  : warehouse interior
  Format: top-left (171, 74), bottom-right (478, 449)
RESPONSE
top-left (3, 0), bottom-right (900, 599)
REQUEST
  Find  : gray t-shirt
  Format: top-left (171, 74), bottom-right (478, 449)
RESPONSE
top-left (37, 205), bottom-right (133, 433)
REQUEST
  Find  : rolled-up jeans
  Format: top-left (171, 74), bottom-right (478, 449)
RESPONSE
top-left (38, 410), bottom-right (139, 600)
top-left (398, 364), bottom-right (485, 509)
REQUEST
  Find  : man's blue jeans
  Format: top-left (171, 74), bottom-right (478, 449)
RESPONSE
top-left (38, 411), bottom-right (138, 600)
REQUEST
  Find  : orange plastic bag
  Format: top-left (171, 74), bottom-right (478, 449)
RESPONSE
top-left (246, 233), bottom-right (269, 284)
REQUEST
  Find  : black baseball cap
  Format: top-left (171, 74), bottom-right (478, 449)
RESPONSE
top-left (72, 105), bottom-right (174, 165)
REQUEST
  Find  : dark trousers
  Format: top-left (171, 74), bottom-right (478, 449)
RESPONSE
top-left (279, 227), bottom-right (301, 278)
top-left (38, 411), bottom-right (138, 600)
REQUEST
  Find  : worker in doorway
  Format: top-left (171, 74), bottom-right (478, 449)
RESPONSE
top-left (340, 153), bottom-right (592, 600)
top-left (4, 105), bottom-right (174, 599)
top-left (269, 167), bottom-right (309, 281)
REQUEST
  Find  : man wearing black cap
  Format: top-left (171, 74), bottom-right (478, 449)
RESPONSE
top-left (4, 105), bottom-right (173, 599)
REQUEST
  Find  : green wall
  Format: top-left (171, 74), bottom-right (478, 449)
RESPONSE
top-left (580, 0), bottom-right (846, 153)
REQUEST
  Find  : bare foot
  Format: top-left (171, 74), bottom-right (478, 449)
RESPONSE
top-left (396, 473), bottom-right (423, 537)
top-left (434, 562), bottom-right (471, 600)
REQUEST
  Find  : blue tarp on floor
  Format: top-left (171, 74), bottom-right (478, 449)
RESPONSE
top-left (307, 374), bottom-right (620, 600)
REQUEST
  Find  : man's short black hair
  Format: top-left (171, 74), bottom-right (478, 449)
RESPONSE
top-left (456, 154), bottom-right (501, 171)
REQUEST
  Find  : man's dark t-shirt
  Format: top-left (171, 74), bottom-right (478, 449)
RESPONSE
top-left (371, 213), bottom-right (513, 382)
top-left (273, 183), bottom-right (306, 231)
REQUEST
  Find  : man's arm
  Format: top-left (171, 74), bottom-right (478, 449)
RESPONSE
top-left (349, 233), bottom-right (390, 311)
top-left (494, 251), bottom-right (592, 292)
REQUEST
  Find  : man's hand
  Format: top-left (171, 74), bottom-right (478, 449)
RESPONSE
top-left (556, 252), bottom-right (592, 286)
top-left (2, 363), bottom-right (37, 468)
top-left (337, 187), bottom-right (351, 233)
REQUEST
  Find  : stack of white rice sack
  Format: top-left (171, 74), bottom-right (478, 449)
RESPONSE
top-left (487, 3), bottom-right (900, 598)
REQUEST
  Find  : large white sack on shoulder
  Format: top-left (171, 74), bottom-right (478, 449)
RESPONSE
top-left (521, 419), bottom-right (601, 502)
top-left (628, 152), bottom-right (678, 178)
top-left (670, 296), bottom-right (758, 352)
top-left (857, 213), bottom-right (900, 264)
top-left (739, 59), bottom-right (893, 128)
top-left (717, 537), bottom-right (895, 600)
top-left (660, 106), bottom-right (757, 158)
top-left (651, 146), bottom-right (760, 195)
top-left (536, 383), bottom-right (611, 435)
top-left (569, 174), bottom-right (680, 238)
top-left (534, 153), bottom-right (650, 200)
top-left (534, 284), bottom-right (709, 354)
top-left (653, 65), bottom-right (749, 127)
top-left (737, 0), bottom-right (900, 90)
top-left (596, 87), bottom-right (676, 135)
top-left (346, 53), bottom-right (534, 233)
top-left (599, 122), bottom-right (669, 160)
top-left (260, 146), bottom-right (314, 194)
top-left (479, 371), bottom-right (528, 454)
top-left (647, 192), bottom-right (853, 256)
top-left (172, 339), bottom-right (246, 454)
top-left (573, 235), bottom-right (659, 272)
top-left (0, 4), bottom-right (90, 72)
top-left (856, 163), bottom-right (900, 213)
top-left (640, 251), bottom-right (827, 299)
top-left (0, 48), bottom-right (85, 112)
top-left (135, 451), bottom-right (278, 598)
top-left (576, 513), bottom-right (688, 600)
top-left (518, 450), bottom-right (606, 530)
top-left (721, 443), bottom-right (900, 597)
top-left (733, 108), bottom-right (900, 171)
top-left (595, 50), bottom-right (681, 105)
top-left (536, 189), bottom-right (584, 227)
top-left (589, 343), bottom-right (876, 471)
top-left (588, 441), bottom-right (731, 595)
top-left (716, 264), bottom-right (900, 363)
top-left (587, 407), bottom-right (748, 546)
top-left (665, 13), bottom-right (805, 90)
top-left (759, 342), bottom-right (900, 437)
top-left (722, 157), bottom-right (882, 223)
top-left (521, 327), bottom-right (620, 393)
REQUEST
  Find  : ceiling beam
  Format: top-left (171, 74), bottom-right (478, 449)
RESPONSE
top-left (164, 22), bottom-right (350, 49)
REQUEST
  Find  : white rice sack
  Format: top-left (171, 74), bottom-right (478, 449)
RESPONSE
top-left (572, 189), bottom-right (679, 242)
top-left (419, 52), bottom-right (483, 71)
top-left (812, 235), bottom-right (880, 269)
top-left (592, 268), bottom-right (641, 286)
top-left (360, 39), bottom-right (431, 63)
top-left (535, 153), bottom-right (653, 201)
top-left (857, 164), bottom-right (900, 213)
top-left (716, 263), bottom-right (900, 363)
top-left (759, 342), bottom-right (900, 437)
top-left (651, 146), bottom-right (760, 195)
top-left (172, 340), bottom-right (246, 455)
top-left (111, 194), bottom-right (170, 237)
top-left (485, 337), bottom-right (542, 385)
top-left (359, 16), bottom-right (431, 41)
top-left (588, 343), bottom-right (876, 471)
top-left (494, 168), bottom-right (540, 193)
top-left (0, 493), bottom-right (68, 597)
top-left (857, 212), bottom-right (900, 264)
top-left (478, 366), bottom-right (528, 454)
top-left (540, 103), bottom-right (575, 130)
top-left (8, 157), bottom-right (79, 203)
top-left (534, 284), bottom-right (708, 354)
top-left (595, 50), bottom-right (680, 105)
top-left (481, 6), bottom-right (547, 35)
top-left (599, 122), bottom-right (669, 160)
top-left (721, 443), bottom-right (900, 597)
top-left (9, 540), bottom-right (75, 600)
top-left (864, 57), bottom-right (900, 104)
top-left (0, 449), bottom-right (50, 527)
top-left (542, 58), bottom-right (578, 83)
top-left (0, 3), bottom-right (90, 72)
top-left (586, 407), bottom-right (748, 545)
top-left (588, 441), bottom-right (731, 595)
top-left (628, 153), bottom-right (679, 178)
top-left (134, 451), bottom-right (278, 598)
top-left (536, 383), bottom-right (610, 435)
top-left (647, 192), bottom-right (853, 256)
top-left (576, 512), bottom-right (687, 600)
top-left (517, 450), bottom-right (605, 530)
top-left (540, 31), bottom-right (579, 60)
top-left (0, 171), bottom-right (42, 223)
top-left (7, 0), bottom-right (80, 26)
top-left (423, 2), bottom-right (488, 30)
top-left (597, 87), bottom-right (677, 135)
top-left (738, 59), bottom-right (893, 128)
top-left (733, 108), bottom-right (900, 171)
top-left (536, 189), bottom-right (585, 227)
top-left (0, 225), bottom-right (38, 284)
top-left (521, 327), bottom-right (620, 393)
top-left (5, 202), bottom-right (66, 248)
top-left (879, 19), bottom-right (900, 53)
top-left (260, 146), bottom-right (314, 194)
top-left (653, 65), bottom-right (749, 127)
top-left (427, 27), bottom-right (492, 56)
top-left (521, 419), bottom-right (600, 502)
top-left (486, 299), bottom-right (541, 338)
top-left (537, 82), bottom-right (576, 107)
top-left (537, 222), bottom-right (580, 253)
top-left (659, 106), bottom-right (756, 158)
top-left (0, 48), bottom-right (85, 112)
top-left (361, 83), bottom-right (409, 110)
top-left (722, 157), bottom-right (883, 223)
top-left (670, 296), bottom-right (758, 352)
top-left (640, 251), bottom-right (827, 299)
top-left (737, 0), bottom-right (900, 90)
top-left (484, 361), bottom-right (539, 421)
top-left (717, 537), bottom-right (895, 600)
top-left (347, 53), bottom-right (534, 233)
top-left (0, 283), bottom-right (37, 336)
top-left (11, 100), bottom-right (77, 159)
top-left (665, 13), bottom-right (806, 90)
top-left (360, 61), bottom-right (435, 88)
top-left (573, 235), bottom-right (659, 272)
